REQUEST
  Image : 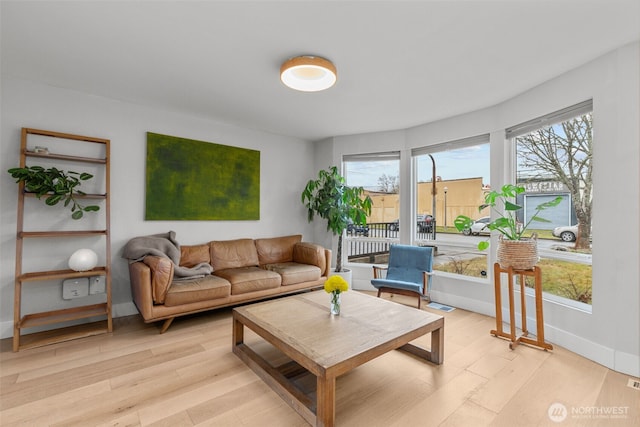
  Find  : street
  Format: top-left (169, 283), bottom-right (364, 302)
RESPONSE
top-left (428, 232), bottom-right (592, 265)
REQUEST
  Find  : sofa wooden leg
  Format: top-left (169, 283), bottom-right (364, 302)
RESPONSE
top-left (159, 317), bottom-right (175, 334)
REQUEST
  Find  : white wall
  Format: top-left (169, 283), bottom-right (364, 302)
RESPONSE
top-left (0, 76), bottom-right (319, 336)
top-left (323, 42), bottom-right (640, 377)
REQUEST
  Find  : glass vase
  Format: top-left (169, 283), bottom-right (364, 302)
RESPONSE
top-left (330, 292), bottom-right (341, 315)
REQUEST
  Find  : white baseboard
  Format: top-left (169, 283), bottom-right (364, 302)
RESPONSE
top-left (0, 320), bottom-right (13, 341)
top-left (614, 350), bottom-right (640, 378)
top-left (112, 301), bottom-right (139, 318)
top-left (545, 324), bottom-right (640, 378)
top-left (428, 290), bottom-right (496, 318)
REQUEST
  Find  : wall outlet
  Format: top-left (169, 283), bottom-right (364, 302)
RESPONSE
top-left (62, 278), bottom-right (89, 299)
top-left (89, 276), bottom-right (105, 295)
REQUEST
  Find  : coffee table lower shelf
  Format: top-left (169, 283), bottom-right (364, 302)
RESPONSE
top-left (233, 343), bottom-right (318, 424)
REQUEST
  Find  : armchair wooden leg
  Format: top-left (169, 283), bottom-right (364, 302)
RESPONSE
top-left (377, 289), bottom-right (382, 298)
top-left (159, 317), bottom-right (175, 334)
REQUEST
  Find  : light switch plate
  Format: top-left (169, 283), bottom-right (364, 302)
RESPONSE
top-left (62, 278), bottom-right (89, 299)
top-left (89, 276), bottom-right (105, 294)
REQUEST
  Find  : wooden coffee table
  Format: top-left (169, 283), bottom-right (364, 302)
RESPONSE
top-left (232, 290), bottom-right (444, 427)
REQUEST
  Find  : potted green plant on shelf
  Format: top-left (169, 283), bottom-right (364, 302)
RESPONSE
top-left (7, 165), bottom-right (100, 219)
top-left (301, 166), bottom-right (372, 273)
top-left (454, 184), bottom-right (562, 269)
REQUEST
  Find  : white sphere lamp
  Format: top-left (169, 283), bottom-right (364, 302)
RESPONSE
top-left (68, 248), bottom-right (98, 272)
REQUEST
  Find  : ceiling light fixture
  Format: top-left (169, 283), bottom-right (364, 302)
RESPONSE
top-left (280, 55), bottom-right (337, 92)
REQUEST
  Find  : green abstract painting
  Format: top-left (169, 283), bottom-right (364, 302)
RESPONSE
top-left (145, 132), bottom-right (260, 220)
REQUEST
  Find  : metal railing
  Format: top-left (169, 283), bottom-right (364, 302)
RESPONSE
top-left (346, 220), bottom-right (436, 262)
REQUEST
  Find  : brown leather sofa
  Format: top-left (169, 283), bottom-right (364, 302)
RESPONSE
top-left (128, 234), bottom-right (331, 332)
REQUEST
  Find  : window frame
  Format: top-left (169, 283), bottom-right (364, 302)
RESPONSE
top-left (508, 100), bottom-right (594, 307)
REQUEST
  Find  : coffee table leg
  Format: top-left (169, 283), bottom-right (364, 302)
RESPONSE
top-left (316, 375), bottom-right (336, 427)
top-left (430, 325), bottom-right (445, 364)
top-left (232, 315), bottom-right (244, 349)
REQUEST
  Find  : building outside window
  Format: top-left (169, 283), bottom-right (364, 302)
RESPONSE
top-left (412, 135), bottom-right (490, 279)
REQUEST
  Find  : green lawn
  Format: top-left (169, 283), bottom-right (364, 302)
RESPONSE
top-left (436, 226), bottom-right (556, 240)
top-left (433, 256), bottom-right (592, 304)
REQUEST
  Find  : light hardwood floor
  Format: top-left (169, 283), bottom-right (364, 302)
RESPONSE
top-left (1, 291), bottom-right (638, 426)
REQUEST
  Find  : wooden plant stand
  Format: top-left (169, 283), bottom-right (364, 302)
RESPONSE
top-left (491, 263), bottom-right (553, 351)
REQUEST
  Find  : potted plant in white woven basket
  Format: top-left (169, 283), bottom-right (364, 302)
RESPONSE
top-left (454, 184), bottom-right (562, 270)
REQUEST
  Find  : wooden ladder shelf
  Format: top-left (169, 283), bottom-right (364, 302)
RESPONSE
top-left (13, 128), bottom-right (112, 351)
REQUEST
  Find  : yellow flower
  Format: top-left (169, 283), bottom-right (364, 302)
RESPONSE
top-left (324, 275), bottom-right (349, 294)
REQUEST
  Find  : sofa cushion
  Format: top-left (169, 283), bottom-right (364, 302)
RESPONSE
top-left (255, 234), bottom-right (302, 265)
top-left (264, 262), bottom-right (321, 286)
top-left (214, 266), bottom-right (281, 295)
top-left (293, 242), bottom-right (327, 275)
top-left (164, 275), bottom-right (231, 307)
top-left (210, 239), bottom-right (259, 270)
top-left (180, 244), bottom-right (210, 268)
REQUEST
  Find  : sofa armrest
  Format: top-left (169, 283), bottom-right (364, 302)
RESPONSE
top-left (324, 248), bottom-right (332, 276)
top-left (293, 242), bottom-right (331, 276)
top-left (129, 261), bottom-right (153, 320)
top-left (141, 255), bottom-right (175, 304)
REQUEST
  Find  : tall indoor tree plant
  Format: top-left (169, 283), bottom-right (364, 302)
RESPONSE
top-left (302, 166), bottom-right (372, 273)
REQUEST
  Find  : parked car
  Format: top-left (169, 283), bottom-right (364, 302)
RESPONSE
top-left (347, 219), bottom-right (369, 236)
top-left (461, 216), bottom-right (491, 236)
top-left (552, 224), bottom-right (578, 242)
top-left (389, 214), bottom-right (433, 232)
top-left (417, 214), bottom-right (434, 232)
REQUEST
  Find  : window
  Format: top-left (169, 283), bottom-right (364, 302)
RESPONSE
top-left (509, 100), bottom-right (593, 305)
top-left (412, 135), bottom-right (490, 278)
top-left (343, 152), bottom-right (400, 264)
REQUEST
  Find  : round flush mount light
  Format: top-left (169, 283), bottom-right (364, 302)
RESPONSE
top-left (280, 55), bottom-right (337, 92)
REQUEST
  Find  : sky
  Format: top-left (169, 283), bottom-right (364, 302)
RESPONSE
top-left (345, 144), bottom-right (490, 191)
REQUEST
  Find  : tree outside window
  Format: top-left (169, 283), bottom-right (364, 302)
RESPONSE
top-left (515, 111), bottom-right (593, 305)
top-left (516, 113), bottom-right (593, 250)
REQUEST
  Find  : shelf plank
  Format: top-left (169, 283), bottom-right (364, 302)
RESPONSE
top-left (24, 151), bottom-right (107, 164)
top-left (19, 303), bottom-right (109, 329)
top-left (19, 267), bottom-right (107, 282)
top-left (16, 320), bottom-right (110, 351)
top-left (24, 127), bottom-right (110, 144)
top-left (23, 191), bottom-right (107, 199)
top-left (19, 230), bottom-right (107, 238)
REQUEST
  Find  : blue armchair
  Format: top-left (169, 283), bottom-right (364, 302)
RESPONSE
top-left (371, 244), bottom-right (434, 308)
